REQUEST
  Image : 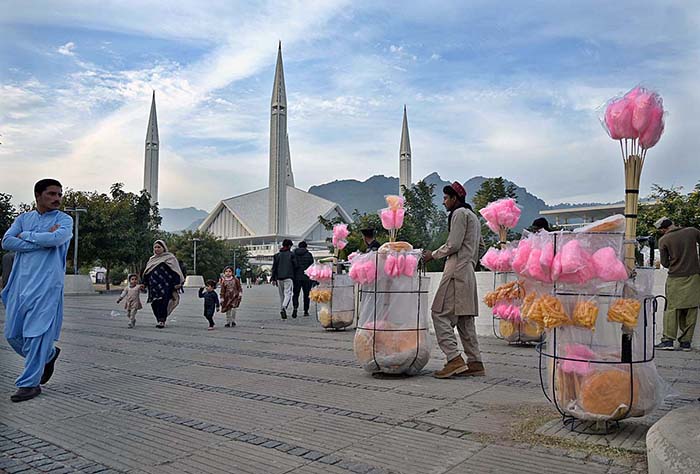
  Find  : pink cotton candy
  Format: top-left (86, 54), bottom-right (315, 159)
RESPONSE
top-left (632, 90), bottom-right (655, 135)
top-left (639, 105), bottom-right (664, 149)
top-left (480, 248), bottom-right (499, 271)
top-left (560, 240), bottom-right (590, 274)
top-left (592, 247), bottom-right (628, 282)
top-left (380, 208), bottom-right (395, 230)
top-left (403, 254), bottom-right (418, 276)
top-left (384, 254), bottom-right (397, 277)
top-left (551, 253), bottom-right (562, 281)
top-left (605, 97), bottom-right (637, 139)
top-left (480, 198), bottom-right (521, 232)
top-left (540, 241), bottom-right (554, 273)
top-left (560, 344), bottom-right (598, 375)
top-left (333, 223), bottom-right (349, 241)
top-left (397, 254), bottom-right (406, 274)
top-left (347, 251), bottom-right (360, 261)
top-left (335, 240), bottom-right (347, 250)
top-left (525, 248), bottom-right (546, 281)
top-left (512, 239), bottom-right (532, 275)
top-left (394, 208), bottom-right (405, 229)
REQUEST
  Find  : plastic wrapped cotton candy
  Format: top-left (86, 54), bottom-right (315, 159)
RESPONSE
top-left (379, 208), bottom-right (405, 230)
top-left (349, 255), bottom-right (377, 285)
top-left (385, 195), bottom-right (405, 211)
top-left (384, 252), bottom-right (418, 278)
top-left (333, 223), bottom-right (350, 240)
top-left (480, 248), bottom-right (512, 272)
top-left (560, 344), bottom-right (597, 375)
top-left (559, 240), bottom-right (591, 274)
top-left (512, 239), bottom-right (532, 275)
top-left (306, 263), bottom-right (333, 282)
top-left (592, 247), bottom-right (628, 282)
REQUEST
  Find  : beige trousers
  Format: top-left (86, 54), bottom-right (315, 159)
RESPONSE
top-left (431, 280), bottom-right (481, 363)
top-left (226, 309), bottom-right (236, 324)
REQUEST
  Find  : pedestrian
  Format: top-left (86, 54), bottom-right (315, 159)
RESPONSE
top-left (245, 267), bottom-right (253, 288)
top-left (235, 266), bottom-right (242, 280)
top-left (271, 239), bottom-right (297, 319)
top-left (141, 240), bottom-right (184, 328)
top-left (531, 217), bottom-right (551, 232)
top-left (654, 217), bottom-right (700, 351)
top-left (198, 280), bottom-right (220, 330)
top-left (220, 266), bottom-right (242, 327)
top-left (292, 241), bottom-right (314, 317)
top-left (1, 178), bottom-right (73, 402)
top-left (117, 274), bottom-right (144, 328)
top-left (1, 251), bottom-right (15, 290)
top-left (360, 228), bottom-right (381, 252)
top-left (423, 181), bottom-right (485, 378)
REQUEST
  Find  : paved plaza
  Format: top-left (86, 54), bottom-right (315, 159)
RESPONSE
top-left (1, 285), bottom-right (698, 474)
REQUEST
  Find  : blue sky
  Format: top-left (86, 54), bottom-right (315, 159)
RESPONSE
top-left (1, 1), bottom-right (698, 210)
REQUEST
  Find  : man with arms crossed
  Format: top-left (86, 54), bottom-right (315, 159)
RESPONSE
top-left (1, 179), bottom-right (73, 402)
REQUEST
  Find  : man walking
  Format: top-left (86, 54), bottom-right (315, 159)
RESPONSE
top-left (292, 241), bottom-right (314, 318)
top-left (1, 179), bottom-right (73, 402)
top-left (271, 239), bottom-right (297, 319)
top-left (423, 182), bottom-right (484, 378)
top-left (654, 217), bottom-right (700, 351)
top-left (360, 228), bottom-right (381, 252)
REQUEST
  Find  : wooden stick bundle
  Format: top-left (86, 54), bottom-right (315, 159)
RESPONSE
top-left (623, 154), bottom-right (644, 272)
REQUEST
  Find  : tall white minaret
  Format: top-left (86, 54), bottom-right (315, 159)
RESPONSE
top-left (399, 105), bottom-right (412, 195)
top-left (269, 42), bottom-right (288, 235)
top-left (285, 132), bottom-right (294, 187)
top-left (143, 91), bottom-right (159, 205)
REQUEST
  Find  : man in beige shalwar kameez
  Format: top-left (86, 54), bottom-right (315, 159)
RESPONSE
top-left (424, 182), bottom-right (485, 378)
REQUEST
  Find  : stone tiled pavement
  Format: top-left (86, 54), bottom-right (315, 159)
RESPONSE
top-left (1, 286), bottom-right (698, 474)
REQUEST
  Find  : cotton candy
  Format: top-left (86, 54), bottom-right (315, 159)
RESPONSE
top-left (384, 254), bottom-right (397, 277)
top-left (480, 248), bottom-right (499, 271)
top-left (592, 247), bottom-right (628, 282)
top-left (403, 254), bottom-right (418, 276)
top-left (397, 254), bottom-right (406, 274)
top-left (512, 239), bottom-right (532, 275)
top-left (540, 241), bottom-right (554, 273)
top-left (480, 198), bottom-right (521, 233)
top-left (560, 240), bottom-right (590, 274)
top-left (639, 105), bottom-right (664, 149)
top-left (394, 208), bottom-right (405, 229)
top-left (525, 248), bottom-right (547, 282)
top-left (385, 195), bottom-right (405, 210)
top-left (560, 344), bottom-right (597, 375)
top-left (333, 223), bottom-right (349, 240)
top-left (605, 97), bottom-right (637, 139)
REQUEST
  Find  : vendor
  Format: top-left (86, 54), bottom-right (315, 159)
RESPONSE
top-left (531, 217), bottom-right (550, 232)
top-left (361, 228), bottom-right (380, 252)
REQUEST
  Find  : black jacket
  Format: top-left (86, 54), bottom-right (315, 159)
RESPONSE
top-left (198, 288), bottom-right (220, 315)
top-left (293, 247), bottom-right (314, 280)
top-left (366, 240), bottom-right (380, 252)
top-left (272, 249), bottom-right (297, 281)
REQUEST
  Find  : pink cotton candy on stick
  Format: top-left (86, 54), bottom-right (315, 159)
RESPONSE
top-left (333, 223), bottom-right (349, 241)
top-left (396, 254), bottom-right (406, 275)
top-left (336, 240), bottom-right (347, 250)
top-left (394, 208), bottom-right (405, 229)
top-left (496, 248), bottom-right (513, 272)
top-left (480, 248), bottom-right (499, 271)
top-left (605, 97), bottom-right (636, 140)
top-left (632, 90), bottom-right (655, 135)
top-left (639, 105), bottom-right (664, 149)
top-left (592, 247), bottom-right (628, 282)
top-left (384, 254), bottom-right (397, 277)
top-left (380, 209), bottom-right (395, 230)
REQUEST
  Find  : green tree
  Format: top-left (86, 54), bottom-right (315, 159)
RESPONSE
top-left (472, 177), bottom-right (519, 248)
top-left (0, 193), bottom-right (18, 258)
top-left (167, 230), bottom-right (243, 281)
top-left (638, 182), bottom-right (700, 236)
top-left (399, 181), bottom-right (447, 250)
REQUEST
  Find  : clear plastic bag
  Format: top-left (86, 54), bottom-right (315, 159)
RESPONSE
top-left (354, 254), bottom-right (430, 375)
top-left (318, 274), bottom-right (355, 330)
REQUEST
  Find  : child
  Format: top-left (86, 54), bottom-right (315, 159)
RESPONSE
top-left (198, 280), bottom-right (220, 330)
top-left (220, 266), bottom-right (243, 327)
top-left (117, 274), bottom-right (144, 328)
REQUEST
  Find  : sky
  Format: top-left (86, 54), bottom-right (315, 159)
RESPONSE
top-left (1, 1), bottom-right (699, 211)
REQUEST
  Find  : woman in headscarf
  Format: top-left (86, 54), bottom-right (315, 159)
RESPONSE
top-left (141, 240), bottom-right (185, 328)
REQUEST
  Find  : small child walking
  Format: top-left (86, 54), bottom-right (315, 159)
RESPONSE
top-left (220, 266), bottom-right (243, 327)
top-left (198, 280), bottom-right (220, 330)
top-left (117, 274), bottom-right (144, 328)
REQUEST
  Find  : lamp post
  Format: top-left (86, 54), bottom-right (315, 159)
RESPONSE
top-left (64, 207), bottom-right (87, 275)
top-left (192, 238), bottom-right (202, 275)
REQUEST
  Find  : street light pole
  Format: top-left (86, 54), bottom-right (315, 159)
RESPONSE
top-left (192, 238), bottom-right (201, 274)
top-left (65, 207), bottom-right (87, 275)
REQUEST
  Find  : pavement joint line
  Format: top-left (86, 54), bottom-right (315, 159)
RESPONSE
top-left (40, 386), bottom-right (393, 474)
top-left (52, 363), bottom-right (483, 442)
top-left (0, 422), bottom-right (122, 474)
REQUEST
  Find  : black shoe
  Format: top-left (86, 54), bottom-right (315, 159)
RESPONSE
top-left (224, 323), bottom-right (230, 328)
top-left (292, 309), bottom-right (298, 319)
top-left (680, 342), bottom-right (692, 351)
top-left (40, 347), bottom-right (60, 384)
top-left (11, 386), bottom-right (41, 403)
top-left (303, 311), bottom-right (310, 317)
top-left (281, 309), bottom-right (287, 320)
top-left (655, 341), bottom-right (674, 350)
top-left (231, 322), bottom-right (236, 327)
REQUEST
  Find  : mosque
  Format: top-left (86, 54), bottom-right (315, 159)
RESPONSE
top-left (144, 43), bottom-right (413, 261)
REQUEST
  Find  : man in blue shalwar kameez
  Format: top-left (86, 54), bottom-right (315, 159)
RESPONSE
top-left (1, 179), bottom-right (73, 402)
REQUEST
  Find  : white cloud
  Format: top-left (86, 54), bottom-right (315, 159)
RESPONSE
top-left (57, 41), bottom-right (76, 56)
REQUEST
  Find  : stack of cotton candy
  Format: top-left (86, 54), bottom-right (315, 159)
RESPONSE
top-left (347, 251), bottom-right (360, 262)
top-left (479, 198), bottom-right (521, 234)
top-left (305, 263), bottom-right (333, 282)
top-left (349, 255), bottom-right (377, 284)
top-left (332, 223), bottom-right (350, 250)
top-left (480, 247), bottom-right (513, 272)
top-left (591, 247), bottom-right (628, 282)
top-left (560, 344), bottom-right (598, 375)
top-left (379, 207), bottom-right (405, 230)
top-left (603, 86), bottom-right (665, 150)
top-left (493, 302), bottom-right (521, 322)
top-left (552, 240), bottom-right (595, 285)
top-left (383, 252), bottom-right (419, 278)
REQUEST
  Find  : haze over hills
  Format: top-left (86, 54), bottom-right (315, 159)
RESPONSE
top-left (160, 207), bottom-right (208, 233)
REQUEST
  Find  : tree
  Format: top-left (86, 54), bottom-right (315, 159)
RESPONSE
top-left (638, 182), bottom-right (700, 236)
top-left (62, 183), bottom-right (162, 288)
top-left (0, 193), bottom-right (18, 259)
top-left (166, 230), bottom-right (244, 282)
top-left (472, 177), bottom-right (519, 248)
top-left (399, 181), bottom-right (447, 250)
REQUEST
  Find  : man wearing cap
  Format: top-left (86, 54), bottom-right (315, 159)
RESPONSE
top-left (423, 182), bottom-right (485, 378)
top-left (360, 228), bottom-right (381, 252)
top-left (654, 217), bottom-right (700, 351)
